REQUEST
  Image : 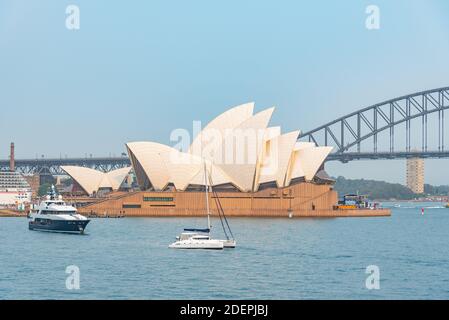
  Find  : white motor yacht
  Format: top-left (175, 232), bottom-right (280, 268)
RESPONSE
top-left (28, 185), bottom-right (90, 234)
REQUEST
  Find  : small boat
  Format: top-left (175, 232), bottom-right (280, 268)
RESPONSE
top-left (169, 232), bottom-right (223, 250)
top-left (28, 185), bottom-right (90, 234)
top-left (169, 163), bottom-right (236, 250)
top-left (445, 203), bottom-right (449, 209)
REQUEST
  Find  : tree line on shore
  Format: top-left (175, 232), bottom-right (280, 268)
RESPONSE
top-left (333, 176), bottom-right (449, 201)
top-left (37, 176), bottom-right (449, 201)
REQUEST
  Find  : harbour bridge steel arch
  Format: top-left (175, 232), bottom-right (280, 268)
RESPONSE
top-left (298, 87), bottom-right (449, 162)
top-left (0, 157), bottom-right (131, 175)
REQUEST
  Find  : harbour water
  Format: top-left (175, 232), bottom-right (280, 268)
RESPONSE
top-left (1, 202), bottom-right (448, 300)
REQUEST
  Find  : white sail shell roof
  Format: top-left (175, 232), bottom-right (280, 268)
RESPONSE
top-left (253, 126), bottom-right (281, 189)
top-left (189, 102), bottom-right (254, 158)
top-left (127, 141), bottom-right (206, 191)
top-left (126, 103), bottom-right (333, 192)
top-left (294, 141), bottom-right (316, 151)
top-left (188, 162), bottom-right (235, 187)
top-left (263, 126), bottom-right (282, 141)
top-left (284, 142), bottom-right (321, 185)
top-left (215, 107), bottom-right (275, 192)
top-left (256, 130), bottom-right (300, 190)
top-left (286, 146), bottom-right (333, 183)
top-left (61, 166), bottom-right (131, 196)
top-left (104, 167), bottom-right (133, 190)
top-left (126, 142), bottom-right (172, 190)
top-left (128, 141), bottom-right (243, 190)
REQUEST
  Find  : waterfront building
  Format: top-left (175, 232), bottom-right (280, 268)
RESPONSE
top-left (73, 103), bottom-right (389, 217)
top-left (126, 104), bottom-right (333, 193)
top-left (0, 171), bottom-right (32, 208)
top-left (406, 157), bottom-right (425, 194)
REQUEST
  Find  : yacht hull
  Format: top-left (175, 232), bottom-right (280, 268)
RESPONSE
top-left (169, 240), bottom-right (224, 250)
top-left (220, 239), bottom-right (237, 248)
top-left (29, 220), bottom-right (90, 234)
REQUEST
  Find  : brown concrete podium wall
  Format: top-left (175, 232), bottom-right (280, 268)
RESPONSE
top-left (77, 182), bottom-right (391, 218)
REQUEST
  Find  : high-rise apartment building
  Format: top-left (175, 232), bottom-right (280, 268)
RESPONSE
top-left (406, 157), bottom-right (425, 194)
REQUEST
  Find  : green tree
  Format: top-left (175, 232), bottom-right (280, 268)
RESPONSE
top-left (333, 176), bottom-right (420, 200)
top-left (38, 183), bottom-right (53, 197)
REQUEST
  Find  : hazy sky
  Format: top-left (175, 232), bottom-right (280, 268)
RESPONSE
top-left (1, 0), bottom-right (449, 184)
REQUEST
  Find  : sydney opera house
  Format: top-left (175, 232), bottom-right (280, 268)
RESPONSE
top-left (66, 103), bottom-right (387, 217)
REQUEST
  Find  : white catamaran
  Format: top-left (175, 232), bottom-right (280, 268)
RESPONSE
top-left (169, 163), bottom-right (236, 250)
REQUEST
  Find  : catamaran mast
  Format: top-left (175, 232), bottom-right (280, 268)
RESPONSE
top-left (204, 162), bottom-right (211, 234)
top-left (207, 168), bottom-right (234, 241)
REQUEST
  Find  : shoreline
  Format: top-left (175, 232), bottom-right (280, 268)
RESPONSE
top-left (0, 215), bottom-right (26, 218)
top-left (0, 212), bottom-right (27, 218)
top-left (1, 209), bottom-right (391, 218)
top-left (80, 208), bottom-right (391, 218)
top-left (376, 200), bottom-right (448, 203)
